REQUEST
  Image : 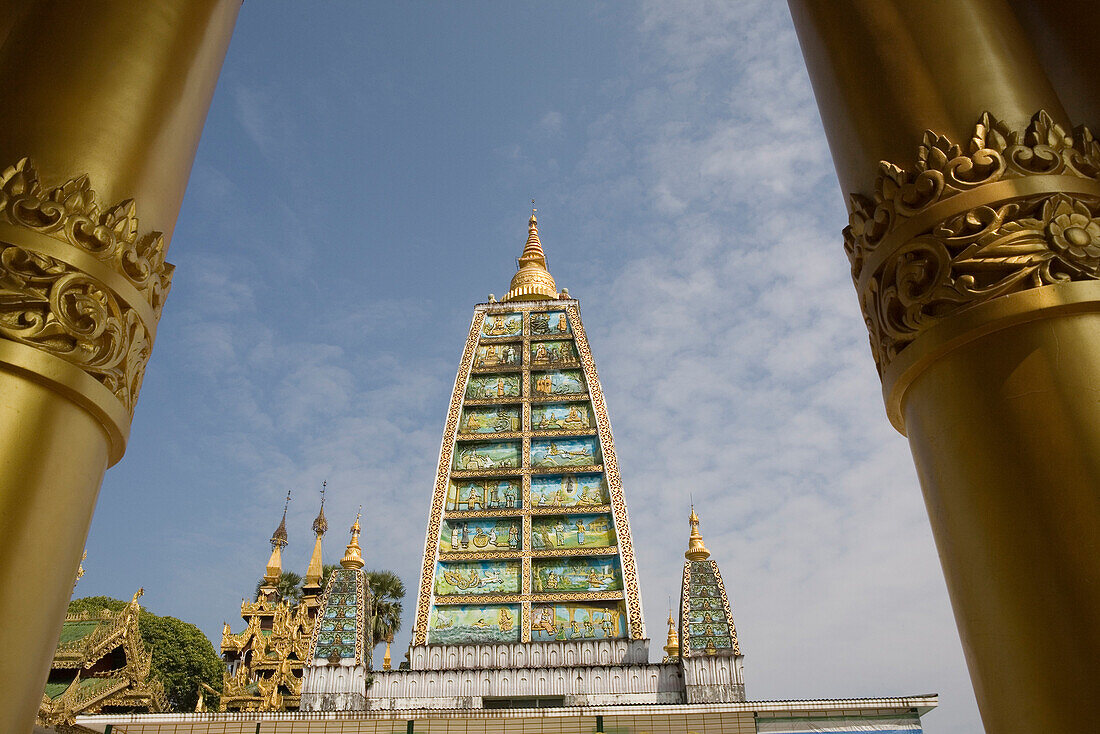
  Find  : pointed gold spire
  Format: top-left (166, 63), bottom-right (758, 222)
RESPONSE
top-left (305, 482), bottom-right (328, 588)
top-left (663, 608), bottom-right (680, 659)
top-left (340, 506), bottom-right (365, 570)
top-left (685, 505), bottom-right (711, 561)
top-left (382, 635), bottom-right (393, 671)
top-left (264, 491), bottom-right (292, 584)
top-left (503, 205), bottom-right (558, 301)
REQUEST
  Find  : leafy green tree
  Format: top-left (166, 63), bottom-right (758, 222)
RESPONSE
top-left (364, 569), bottom-right (404, 667)
top-left (67, 596), bottom-right (222, 712)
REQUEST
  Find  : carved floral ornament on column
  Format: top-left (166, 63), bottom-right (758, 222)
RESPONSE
top-left (844, 111), bottom-right (1100, 374)
top-left (0, 158), bottom-right (174, 415)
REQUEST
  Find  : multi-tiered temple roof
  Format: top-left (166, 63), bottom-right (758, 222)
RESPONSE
top-left (413, 211), bottom-right (644, 648)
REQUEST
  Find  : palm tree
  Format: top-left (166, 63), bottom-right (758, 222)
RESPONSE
top-left (364, 569), bottom-right (405, 669)
top-left (251, 566), bottom-right (404, 668)
top-left (253, 571), bottom-right (303, 605)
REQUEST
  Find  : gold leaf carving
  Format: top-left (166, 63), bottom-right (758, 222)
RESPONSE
top-left (0, 159), bottom-right (174, 415)
top-left (843, 112), bottom-right (1100, 373)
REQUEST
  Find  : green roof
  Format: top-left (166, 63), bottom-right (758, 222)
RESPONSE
top-left (58, 619), bottom-right (107, 645)
top-left (79, 675), bottom-right (123, 695)
top-left (42, 674), bottom-right (122, 701)
top-left (43, 681), bottom-right (70, 700)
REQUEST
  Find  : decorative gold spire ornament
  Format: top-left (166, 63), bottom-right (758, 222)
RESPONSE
top-left (264, 491), bottom-right (292, 586)
top-left (73, 550), bottom-right (87, 589)
top-left (685, 506), bottom-right (711, 561)
top-left (341, 507), bottom-right (365, 570)
top-left (304, 482), bottom-right (328, 589)
top-left (786, 2), bottom-right (1100, 730)
top-left (663, 609), bottom-right (680, 660)
top-left (503, 209), bottom-right (559, 301)
top-left (382, 635), bottom-right (393, 671)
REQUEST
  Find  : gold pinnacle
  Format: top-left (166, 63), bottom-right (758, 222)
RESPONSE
top-left (504, 210), bottom-right (558, 301)
top-left (663, 608), bottom-right (680, 658)
top-left (341, 506), bottom-right (365, 570)
top-left (685, 505), bottom-right (711, 561)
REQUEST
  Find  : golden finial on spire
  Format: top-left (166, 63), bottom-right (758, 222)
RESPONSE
top-left (663, 607), bottom-right (680, 659)
top-left (313, 481), bottom-right (328, 537)
top-left (305, 482), bottom-right (328, 590)
top-left (503, 206), bottom-right (558, 301)
top-left (271, 489), bottom-right (291, 548)
top-left (264, 492), bottom-right (291, 585)
top-left (341, 505), bottom-right (365, 570)
top-left (685, 504), bottom-right (711, 561)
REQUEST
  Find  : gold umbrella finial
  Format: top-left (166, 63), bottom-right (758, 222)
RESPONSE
top-left (685, 504), bottom-right (711, 561)
top-left (504, 207), bottom-right (558, 301)
top-left (264, 491), bottom-right (291, 585)
top-left (313, 481), bottom-right (328, 537)
top-left (341, 505), bottom-right (365, 569)
top-left (271, 489), bottom-right (291, 548)
top-left (663, 606), bottom-right (680, 659)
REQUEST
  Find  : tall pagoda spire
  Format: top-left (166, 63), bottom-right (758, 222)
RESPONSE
top-left (678, 504), bottom-right (745, 701)
top-left (263, 490), bottom-right (291, 588)
top-left (412, 213), bottom-right (644, 647)
top-left (504, 207), bottom-right (558, 301)
top-left (303, 482), bottom-right (328, 600)
top-left (301, 505), bottom-right (371, 710)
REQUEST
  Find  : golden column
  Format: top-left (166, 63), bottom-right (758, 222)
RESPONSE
top-left (786, 2), bottom-right (1099, 731)
top-left (0, 2), bottom-right (239, 730)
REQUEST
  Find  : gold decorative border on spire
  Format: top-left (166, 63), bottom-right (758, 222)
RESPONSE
top-left (679, 559), bottom-right (741, 657)
top-left (0, 158), bottom-right (176, 459)
top-left (844, 111), bottom-right (1100, 379)
top-left (413, 309), bottom-right (487, 644)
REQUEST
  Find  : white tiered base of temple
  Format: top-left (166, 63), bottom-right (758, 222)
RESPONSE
top-left (300, 660), bottom-right (369, 711)
top-left (682, 653), bottom-right (746, 703)
top-left (367, 640), bottom-right (744, 709)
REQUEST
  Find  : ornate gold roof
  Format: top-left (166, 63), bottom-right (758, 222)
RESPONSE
top-left (503, 212), bottom-right (558, 301)
top-left (219, 598), bottom-right (314, 712)
top-left (685, 506), bottom-right (711, 561)
top-left (39, 589), bottom-right (165, 727)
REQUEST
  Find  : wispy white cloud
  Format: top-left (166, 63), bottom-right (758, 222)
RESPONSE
top-left (555, 2), bottom-right (980, 731)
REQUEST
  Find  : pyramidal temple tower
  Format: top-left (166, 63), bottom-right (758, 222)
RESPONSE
top-left (413, 211), bottom-right (644, 648)
top-left (370, 213), bottom-right (673, 707)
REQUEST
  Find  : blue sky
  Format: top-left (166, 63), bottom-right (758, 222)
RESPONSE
top-left (77, 3), bottom-right (979, 731)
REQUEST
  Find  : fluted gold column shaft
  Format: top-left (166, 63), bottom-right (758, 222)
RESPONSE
top-left (0, 2), bottom-right (238, 731)
top-left (787, 2), bottom-right (1100, 732)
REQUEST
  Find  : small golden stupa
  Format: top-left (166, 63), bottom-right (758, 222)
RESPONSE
top-left (685, 505), bottom-right (711, 561)
top-left (503, 210), bottom-right (558, 301)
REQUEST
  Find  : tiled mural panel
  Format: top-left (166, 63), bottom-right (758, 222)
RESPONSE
top-left (425, 304), bottom-right (637, 645)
